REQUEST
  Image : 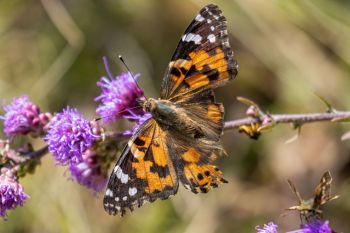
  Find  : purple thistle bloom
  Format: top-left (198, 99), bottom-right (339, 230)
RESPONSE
top-left (69, 149), bottom-right (107, 192)
top-left (256, 222), bottom-right (278, 233)
top-left (0, 173), bottom-right (29, 218)
top-left (45, 107), bottom-right (95, 165)
top-left (95, 57), bottom-right (145, 123)
top-left (299, 220), bottom-right (332, 233)
top-left (1, 96), bottom-right (51, 137)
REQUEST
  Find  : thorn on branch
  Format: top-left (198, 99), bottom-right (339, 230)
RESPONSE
top-left (314, 93), bottom-right (336, 113)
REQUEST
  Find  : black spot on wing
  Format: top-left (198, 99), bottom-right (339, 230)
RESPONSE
top-left (170, 67), bottom-right (181, 77)
top-left (134, 137), bottom-right (146, 146)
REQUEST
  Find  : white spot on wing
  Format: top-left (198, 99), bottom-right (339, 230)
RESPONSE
top-left (195, 14), bottom-right (204, 22)
top-left (210, 26), bottom-right (215, 31)
top-left (114, 165), bottom-right (129, 183)
top-left (115, 165), bottom-right (122, 179)
top-left (105, 188), bottom-right (114, 197)
top-left (115, 197), bottom-right (119, 201)
top-left (207, 34), bottom-right (216, 43)
top-left (122, 196), bottom-right (128, 201)
top-left (115, 206), bottom-right (121, 211)
top-left (129, 187), bottom-right (137, 196)
top-left (120, 172), bottom-right (129, 184)
top-left (207, 19), bottom-right (212, 24)
top-left (182, 33), bottom-right (202, 44)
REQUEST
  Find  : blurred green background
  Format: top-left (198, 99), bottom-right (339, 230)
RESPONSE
top-left (1, 0), bottom-right (350, 232)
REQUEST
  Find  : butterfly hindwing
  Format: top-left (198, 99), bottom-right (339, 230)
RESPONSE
top-left (181, 89), bottom-right (226, 142)
top-left (167, 143), bottom-right (227, 194)
top-left (103, 120), bottom-right (178, 216)
top-left (160, 4), bottom-right (238, 101)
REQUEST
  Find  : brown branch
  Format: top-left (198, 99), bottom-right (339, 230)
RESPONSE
top-left (224, 111), bottom-right (350, 130)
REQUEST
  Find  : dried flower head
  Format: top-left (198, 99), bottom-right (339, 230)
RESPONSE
top-left (1, 96), bottom-right (51, 137)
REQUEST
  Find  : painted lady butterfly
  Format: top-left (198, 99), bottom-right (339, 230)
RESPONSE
top-left (103, 4), bottom-right (238, 216)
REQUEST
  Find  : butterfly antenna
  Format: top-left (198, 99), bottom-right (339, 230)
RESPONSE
top-left (118, 55), bottom-right (147, 100)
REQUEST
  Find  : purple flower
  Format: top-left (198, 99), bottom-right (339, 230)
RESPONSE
top-left (1, 96), bottom-right (51, 137)
top-left (256, 222), bottom-right (278, 233)
top-left (95, 57), bottom-right (145, 123)
top-left (69, 149), bottom-right (107, 192)
top-left (0, 172), bottom-right (29, 218)
top-left (45, 107), bottom-right (96, 165)
top-left (299, 220), bottom-right (332, 233)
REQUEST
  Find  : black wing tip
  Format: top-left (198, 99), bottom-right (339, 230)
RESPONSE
top-left (201, 4), bottom-right (220, 12)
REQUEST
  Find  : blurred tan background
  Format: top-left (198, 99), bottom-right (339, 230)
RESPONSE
top-left (1, 0), bottom-right (350, 232)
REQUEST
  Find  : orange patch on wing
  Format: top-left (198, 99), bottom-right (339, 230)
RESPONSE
top-left (182, 148), bottom-right (201, 163)
top-left (132, 160), bottom-right (153, 179)
top-left (145, 174), bottom-right (174, 193)
top-left (185, 74), bottom-right (210, 89)
top-left (131, 126), bottom-right (176, 193)
top-left (189, 50), bottom-right (210, 65)
top-left (207, 104), bottom-right (223, 123)
top-left (188, 48), bottom-right (229, 82)
top-left (151, 127), bottom-right (168, 167)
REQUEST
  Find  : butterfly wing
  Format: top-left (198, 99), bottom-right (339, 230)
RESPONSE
top-left (160, 4), bottom-right (238, 101)
top-left (103, 119), bottom-right (179, 216)
top-left (313, 171), bottom-right (332, 209)
top-left (170, 142), bottom-right (228, 194)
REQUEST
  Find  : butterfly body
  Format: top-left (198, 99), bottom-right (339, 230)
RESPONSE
top-left (143, 98), bottom-right (207, 139)
top-left (104, 4), bottom-right (237, 216)
top-left (288, 198), bottom-right (321, 217)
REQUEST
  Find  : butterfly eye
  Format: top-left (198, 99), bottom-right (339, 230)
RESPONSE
top-left (143, 98), bottom-right (156, 113)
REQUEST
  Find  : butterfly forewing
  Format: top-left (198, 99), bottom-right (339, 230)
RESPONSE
top-left (160, 4), bottom-right (238, 101)
top-left (103, 120), bottom-right (178, 216)
top-left (313, 171), bottom-right (331, 208)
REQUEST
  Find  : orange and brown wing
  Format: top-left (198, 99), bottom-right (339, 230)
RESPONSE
top-left (160, 4), bottom-right (238, 102)
top-left (103, 120), bottom-right (178, 216)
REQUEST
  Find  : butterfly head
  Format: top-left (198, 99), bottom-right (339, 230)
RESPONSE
top-left (142, 98), bottom-right (157, 113)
